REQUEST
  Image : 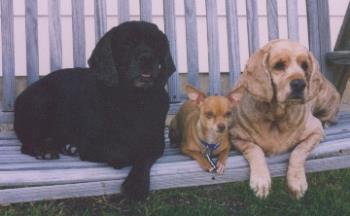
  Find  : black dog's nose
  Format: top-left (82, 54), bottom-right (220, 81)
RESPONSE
top-left (217, 123), bottom-right (226, 132)
top-left (290, 79), bottom-right (306, 92)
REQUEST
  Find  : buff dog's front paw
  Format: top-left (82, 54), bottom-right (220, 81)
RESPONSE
top-left (250, 172), bottom-right (271, 199)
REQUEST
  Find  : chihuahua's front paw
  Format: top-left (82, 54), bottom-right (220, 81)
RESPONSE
top-left (250, 172), bottom-right (271, 199)
top-left (122, 172), bottom-right (150, 201)
top-left (287, 169), bottom-right (308, 199)
top-left (216, 162), bottom-right (225, 175)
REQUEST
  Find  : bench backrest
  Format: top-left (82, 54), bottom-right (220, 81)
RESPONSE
top-left (1, 0), bottom-right (332, 113)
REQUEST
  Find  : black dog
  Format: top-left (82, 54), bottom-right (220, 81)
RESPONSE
top-left (14, 21), bottom-right (176, 200)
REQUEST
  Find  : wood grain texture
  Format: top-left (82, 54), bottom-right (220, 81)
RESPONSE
top-left (1, 0), bottom-right (16, 111)
top-left (25, 0), bottom-right (40, 84)
top-left (1, 155), bottom-right (350, 204)
top-left (326, 51), bottom-right (350, 65)
top-left (72, 0), bottom-right (86, 67)
top-left (306, 0), bottom-right (332, 82)
top-left (286, 0), bottom-right (299, 41)
top-left (205, 0), bottom-right (221, 95)
top-left (139, 0), bottom-right (152, 22)
top-left (266, 0), bottom-right (279, 40)
top-left (225, 0), bottom-right (241, 87)
top-left (332, 1), bottom-right (350, 94)
top-left (164, 0), bottom-right (180, 102)
top-left (184, 0), bottom-right (199, 88)
top-left (245, 0), bottom-right (259, 55)
top-left (94, 0), bottom-right (107, 42)
top-left (118, 0), bottom-right (130, 23)
top-left (48, 0), bottom-right (62, 72)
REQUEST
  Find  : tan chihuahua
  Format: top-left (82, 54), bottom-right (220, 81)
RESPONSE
top-left (169, 85), bottom-right (237, 175)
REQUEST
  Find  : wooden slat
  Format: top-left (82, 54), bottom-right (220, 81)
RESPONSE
top-left (306, 0), bottom-right (332, 82)
top-left (331, 2), bottom-right (350, 94)
top-left (25, 0), bottom-right (40, 84)
top-left (139, 0), bottom-right (152, 22)
top-left (164, 0), bottom-right (180, 102)
top-left (71, 0), bottom-right (86, 67)
top-left (118, 0), bottom-right (130, 23)
top-left (245, 0), bottom-right (259, 55)
top-left (266, 0), bottom-right (279, 40)
top-left (205, 0), bottom-right (221, 95)
top-left (2, 155), bottom-right (350, 204)
top-left (184, 0), bottom-right (199, 88)
top-left (2, 136), bottom-right (350, 187)
top-left (225, 0), bottom-right (241, 87)
top-left (94, 0), bottom-right (107, 42)
top-left (1, 0), bottom-right (16, 111)
top-left (48, 0), bottom-right (62, 71)
top-left (0, 111), bottom-right (14, 123)
top-left (326, 51), bottom-right (350, 65)
top-left (286, 0), bottom-right (299, 41)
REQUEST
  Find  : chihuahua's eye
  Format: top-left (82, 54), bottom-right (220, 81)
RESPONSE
top-left (224, 111), bottom-right (232, 118)
top-left (301, 61), bottom-right (308, 71)
top-left (206, 112), bottom-right (214, 119)
top-left (274, 61), bottom-right (285, 71)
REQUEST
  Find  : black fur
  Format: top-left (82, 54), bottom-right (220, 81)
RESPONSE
top-left (14, 21), bottom-right (176, 200)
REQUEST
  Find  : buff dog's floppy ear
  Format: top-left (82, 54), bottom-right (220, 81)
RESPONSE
top-left (241, 45), bottom-right (273, 102)
top-left (305, 52), bottom-right (322, 101)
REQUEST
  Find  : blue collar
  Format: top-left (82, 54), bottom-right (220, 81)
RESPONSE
top-left (200, 139), bottom-right (219, 150)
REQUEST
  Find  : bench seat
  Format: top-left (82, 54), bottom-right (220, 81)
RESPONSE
top-left (0, 111), bottom-right (350, 204)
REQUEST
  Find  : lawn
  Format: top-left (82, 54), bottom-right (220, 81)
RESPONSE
top-left (1, 169), bottom-right (350, 216)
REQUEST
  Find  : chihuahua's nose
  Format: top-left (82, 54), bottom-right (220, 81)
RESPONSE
top-left (290, 79), bottom-right (306, 93)
top-left (217, 123), bottom-right (226, 133)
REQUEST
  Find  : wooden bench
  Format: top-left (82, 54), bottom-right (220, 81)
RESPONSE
top-left (1, 0), bottom-right (350, 204)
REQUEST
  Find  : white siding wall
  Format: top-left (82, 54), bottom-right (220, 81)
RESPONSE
top-left (0, 0), bottom-right (349, 76)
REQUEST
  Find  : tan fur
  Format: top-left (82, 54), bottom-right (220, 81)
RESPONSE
top-left (169, 85), bottom-right (235, 175)
top-left (229, 39), bottom-right (340, 199)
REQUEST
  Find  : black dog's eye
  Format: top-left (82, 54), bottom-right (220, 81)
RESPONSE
top-left (158, 64), bottom-right (162, 69)
top-left (224, 111), bottom-right (232, 118)
top-left (206, 112), bottom-right (214, 119)
top-left (301, 61), bottom-right (308, 71)
top-left (274, 61), bottom-right (286, 71)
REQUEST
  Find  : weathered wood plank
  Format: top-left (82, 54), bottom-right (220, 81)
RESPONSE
top-left (225, 0), bottom-right (241, 87)
top-left (286, 0), bottom-right (299, 41)
top-left (306, 0), bottom-right (332, 82)
top-left (0, 111), bottom-right (14, 123)
top-left (326, 51), bottom-right (350, 65)
top-left (205, 0), bottom-right (221, 95)
top-left (118, 0), bottom-right (130, 23)
top-left (94, 0), bottom-right (107, 42)
top-left (139, 0), bottom-right (152, 22)
top-left (48, 0), bottom-right (62, 71)
top-left (72, 0), bottom-right (86, 67)
top-left (2, 137), bottom-right (350, 187)
top-left (184, 0), bottom-right (199, 88)
top-left (25, 0), bottom-right (40, 84)
top-left (1, 155), bottom-right (350, 204)
top-left (1, 0), bottom-right (16, 111)
top-left (245, 0), bottom-right (259, 55)
top-left (332, 1), bottom-right (350, 94)
top-left (266, 0), bottom-right (279, 40)
top-left (164, 0), bottom-right (180, 102)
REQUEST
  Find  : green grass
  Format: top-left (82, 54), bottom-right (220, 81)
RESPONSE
top-left (1, 169), bottom-right (350, 216)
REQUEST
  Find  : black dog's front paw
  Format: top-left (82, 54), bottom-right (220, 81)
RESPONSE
top-left (122, 171), bottom-right (150, 201)
top-left (61, 144), bottom-right (79, 156)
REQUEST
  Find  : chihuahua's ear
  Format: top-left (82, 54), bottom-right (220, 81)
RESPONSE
top-left (185, 85), bottom-right (206, 104)
top-left (227, 82), bottom-right (244, 106)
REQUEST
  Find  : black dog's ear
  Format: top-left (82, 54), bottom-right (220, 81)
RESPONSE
top-left (159, 44), bottom-right (176, 86)
top-left (88, 29), bottom-right (119, 87)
